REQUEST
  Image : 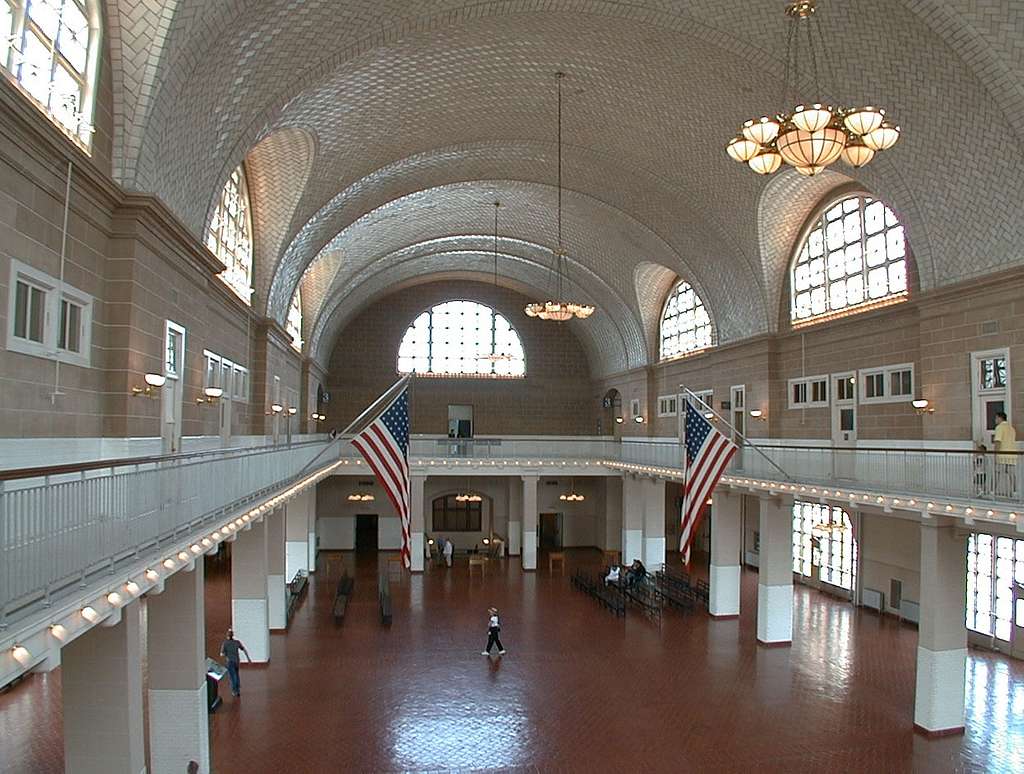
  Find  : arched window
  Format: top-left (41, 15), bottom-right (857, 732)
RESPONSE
top-left (398, 300), bottom-right (525, 378)
top-left (791, 194), bottom-right (908, 323)
top-left (286, 288), bottom-right (302, 350)
top-left (207, 165), bottom-right (254, 304)
top-left (1, 1), bottom-right (101, 146)
top-left (660, 280), bottom-right (713, 360)
top-left (792, 502), bottom-right (857, 592)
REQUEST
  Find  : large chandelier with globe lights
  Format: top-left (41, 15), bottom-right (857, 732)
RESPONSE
top-left (525, 73), bottom-right (595, 322)
top-left (725, 0), bottom-right (901, 177)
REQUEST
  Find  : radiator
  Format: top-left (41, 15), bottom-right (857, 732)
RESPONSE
top-left (862, 588), bottom-right (884, 612)
top-left (900, 599), bottom-right (920, 624)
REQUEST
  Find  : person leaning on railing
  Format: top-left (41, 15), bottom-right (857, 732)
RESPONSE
top-left (993, 412), bottom-right (1018, 497)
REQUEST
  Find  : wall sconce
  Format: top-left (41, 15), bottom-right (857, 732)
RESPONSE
top-left (749, 409), bottom-right (767, 421)
top-left (11, 645), bottom-right (31, 666)
top-left (615, 416), bottom-right (624, 424)
top-left (912, 398), bottom-right (935, 415)
top-left (270, 403), bottom-right (283, 414)
top-left (132, 372), bottom-right (166, 397)
top-left (311, 413), bottom-right (326, 422)
top-left (703, 411), bottom-right (716, 421)
top-left (287, 406), bottom-right (298, 416)
top-left (196, 386), bottom-right (223, 405)
top-left (633, 415), bottom-right (645, 424)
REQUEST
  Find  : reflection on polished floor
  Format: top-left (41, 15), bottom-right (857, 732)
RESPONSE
top-left (1, 549), bottom-right (1022, 772)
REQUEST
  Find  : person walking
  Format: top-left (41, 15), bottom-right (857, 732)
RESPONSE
top-left (220, 629), bottom-right (251, 697)
top-left (443, 538), bottom-right (454, 568)
top-left (481, 607), bottom-right (506, 656)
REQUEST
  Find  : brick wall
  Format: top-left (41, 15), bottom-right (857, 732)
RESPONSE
top-left (324, 281), bottom-right (597, 435)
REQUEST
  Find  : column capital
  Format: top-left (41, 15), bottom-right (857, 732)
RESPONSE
top-left (520, 473), bottom-right (539, 483)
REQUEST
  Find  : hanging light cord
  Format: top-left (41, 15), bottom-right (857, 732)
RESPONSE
top-left (555, 72), bottom-right (565, 301)
top-left (493, 201), bottom-right (500, 287)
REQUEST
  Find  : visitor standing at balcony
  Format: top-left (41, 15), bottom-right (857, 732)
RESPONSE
top-left (994, 412), bottom-right (1018, 497)
top-left (220, 629), bottom-right (251, 697)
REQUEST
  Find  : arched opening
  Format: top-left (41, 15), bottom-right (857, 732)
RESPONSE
top-left (601, 388), bottom-right (623, 437)
top-left (659, 279), bottom-right (715, 361)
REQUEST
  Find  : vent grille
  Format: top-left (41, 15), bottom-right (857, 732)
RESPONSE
top-left (981, 320), bottom-right (1000, 335)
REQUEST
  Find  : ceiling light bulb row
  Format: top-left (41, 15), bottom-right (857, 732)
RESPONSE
top-left (725, 1), bottom-right (900, 177)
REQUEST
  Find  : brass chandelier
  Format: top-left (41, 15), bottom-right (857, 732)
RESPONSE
top-left (725, 0), bottom-right (901, 176)
top-left (525, 72), bottom-right (595, 321)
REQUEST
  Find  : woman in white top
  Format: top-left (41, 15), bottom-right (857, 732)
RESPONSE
top-left (443, 539), bottom-right (454, 567)
top-left (482, 606), bottom-right (506, 656)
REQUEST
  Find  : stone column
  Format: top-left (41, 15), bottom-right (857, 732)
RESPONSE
top-left (756, 496), bottom-right (794, 645)
top-left (521, 474), bottom-right (538, 570)
top-left (508, 476), bottom-right (522, 556)
top-left (621, 475), bottom-right (644, 565)
top-left (604, 476), bottom-right (623, 553)
top-left (267, 507), bottom-right (287, 630)
top-left (642, 478), bottom-right (666, 571)
top-left (232, 516), bottom-right (270, 662)
top-left (147, 562), bottom-right (210, 774)
top-left (709, 490), bottom-right (742, 618)
top-left (914, 522), bottom-right (968, 735)
top-left (409, 474), bottom-right (426, 572)
top-left (286, 489), bottom-right (311, 579)
top-left (62, 600), bottom-right (145, 774)
top-left (308, 484), bottom-right (318, 572)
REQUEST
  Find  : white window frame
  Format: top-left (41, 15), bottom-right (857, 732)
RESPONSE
top-left (858, 363), bottom-right (914, 405)
top-left (657, 394), bottom-right (678, 417)
top-left (233, 364), bottom-right (248, 402)
top-left (788, 375), bottom-right (829, 409)
top-left (164, 320), bottom-right (186, 380)
top-left (6, 257), bottom-right (91, 366)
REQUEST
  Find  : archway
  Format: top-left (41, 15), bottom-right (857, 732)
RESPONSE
top-left (601, 389), bottom-right (623, 437)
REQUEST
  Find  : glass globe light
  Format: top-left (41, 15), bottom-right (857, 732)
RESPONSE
top-left (841, 136), bottom-right (875, 168)
top-left (747, 148), bottom-right (782, 175)
top-left (843, 106), bottom-right (885, 136)
top-left (863, 122), bottom-right (901, 151)
top-left (791, 103), bottom-right (834, 133)
top-left (524, 303), bottom-right (542, 317)
top-left (726, 135), bottom-right (760, 163)
top-left (794, 164), bottom-right (824, 176)
top-left (544, 303), bottom-right (573, 322)
top-left (777, 126), bottom-right (846, 168)
top-left (741, 116), bottom-right (781, 145)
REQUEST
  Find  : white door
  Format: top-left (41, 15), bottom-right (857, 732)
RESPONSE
top-left (161, 321), bottom-right (186, 454)
top-left (832, 372), bottom-right (856, 479)
top-left (1012, 581), bottom-right (1024, 660)
top-left (731, 385), bottom-right (746, 470)
top-left (219, 359), bottom-right (233, 446)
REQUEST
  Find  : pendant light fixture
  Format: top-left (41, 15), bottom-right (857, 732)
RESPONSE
top-left (525, 72), bottom-right (595, 322)
top-left (456, 479), bottom-right (482, 503)
top-left (725, 0), bottom-right (900, 176)
top-left (559, 478), bottom-right (585, 502)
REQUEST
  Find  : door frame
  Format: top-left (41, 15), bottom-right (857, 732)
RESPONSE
top-left (971, 348), bottom-right (1011, 446)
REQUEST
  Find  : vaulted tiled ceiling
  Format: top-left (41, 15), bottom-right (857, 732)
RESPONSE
top-left (107, 0), bottom-right (1024, 376)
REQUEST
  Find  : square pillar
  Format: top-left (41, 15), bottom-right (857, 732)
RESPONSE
top-left (267, 507), bottom-right (287, 630)
top-left (756, 496), bottom-right (793, 645)
top-left (62, 600), bottom-right (145, 774)
top-left (522, 475), bottom-right (538, 570)
top-left (604, 476), bottom-right (623, 552)
top-left (621, 475), bottom-right (644, 565)
top-left (508, 476), bottom-right (522, 556)
top-left (914, 522), bottom-right (968, 735)
top-left (147, 562), bottom-right (210, 774)
top-left (409, 474), bottom-right (426, 572)
top-left (286, 489), bottom-right (312, 579)
top-left (232, 516), bottom-right (270, 662)
top-left (709, 490), bottom-right (742, 618)
top-left (642, 478), bottom-right (666, 571)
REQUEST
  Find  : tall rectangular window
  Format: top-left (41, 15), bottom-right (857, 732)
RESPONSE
top-left (13, 279), bottom-right (46, 343)
top-left (58, 298), bottom-right (82, 353)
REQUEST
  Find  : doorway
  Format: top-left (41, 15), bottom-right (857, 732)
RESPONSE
top-left (831, 371), bottom-right (856, 479)
top-left (1013, 583), bottom-right (1024, 660)
top-left (161, 320), bottom-right (186, 454)
top-left (355, 515), bottom-right (378, 554)
top-left (448, 404), bottom-right (473, 438)
top-left (539, 512), bottom-right (562, 550)
top-left (971, 349), bottom-right (1010, 446)
top-left (601, 389), bottom-right (622, 437)
top-left (731, 385), bottom-right (746, 470)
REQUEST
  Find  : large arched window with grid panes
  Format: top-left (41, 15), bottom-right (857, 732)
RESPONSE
top-left (660, 280), bottom-right (714, 360)
top-left (791, 194), bottom-right (908, 324)
top-left (397, 300), bottom-right (525, 378)
top-left (1, 1), bottom-right (101, 146)
top-left (286, 288), bottom-right (302, 350)
top-left (792, 501), bottom-right (857, 592)
top-left (207, 165), bottom-right (254, 304)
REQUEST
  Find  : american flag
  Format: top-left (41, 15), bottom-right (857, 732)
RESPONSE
top-left (680, 401), bottom-right (737, 563)
top-left (351, 388), bottom-right (411, 568)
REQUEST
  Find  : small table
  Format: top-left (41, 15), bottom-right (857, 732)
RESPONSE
top-left (549, 552), bottom-right (566, 575)
top-left (469, 556), bottom-right (487, 578)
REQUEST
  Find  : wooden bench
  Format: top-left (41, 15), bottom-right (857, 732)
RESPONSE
top-left (285, 571), bottom-right (308, 622)
top-left (333, 575), bottom-right (354, 622)
top-left (469, 556), bottom-right (487, 578)
top-left (379, 570), bottom-right (392, 625)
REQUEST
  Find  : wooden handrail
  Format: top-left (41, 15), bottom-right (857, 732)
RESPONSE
top-left (0, 438), bottom-right (329, 482)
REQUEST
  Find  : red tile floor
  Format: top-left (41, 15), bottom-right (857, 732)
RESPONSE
top-left (2, 549), bottom-right (1023, 773)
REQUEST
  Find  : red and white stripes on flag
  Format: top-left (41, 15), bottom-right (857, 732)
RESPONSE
top-left (350, 388), bottom-right (411, 568)
top-left (680, 401), bottom-right (737, 564)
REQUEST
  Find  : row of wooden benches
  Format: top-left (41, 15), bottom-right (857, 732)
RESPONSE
top-left (331, 571), bottom-right (392, 625)
top-left (571, 570), bottom-right (626, 616)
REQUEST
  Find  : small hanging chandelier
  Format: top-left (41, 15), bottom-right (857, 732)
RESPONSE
top-left (813, 510), bottom-right (848, 534)
top-left (525, 72), bottom-right (595, 321)
top-left (559, 478), bottom-right (585, 502)
top-left (725, 0), bottom-right (900, 177)
top-left (347, 492), bottom-right (375, 502)
top-left (456, 479), bottom-right (482, 503)
top-left (479, 201), bottom-right (515, 363)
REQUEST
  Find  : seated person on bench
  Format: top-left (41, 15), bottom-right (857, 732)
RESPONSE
top-left (625, 559), bottom-right (648, 588)
top-left (604, 565), bottom-right (621, 586)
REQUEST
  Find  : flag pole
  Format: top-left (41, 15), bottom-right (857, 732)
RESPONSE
top-left (681, 387), bottom-right (791, 482)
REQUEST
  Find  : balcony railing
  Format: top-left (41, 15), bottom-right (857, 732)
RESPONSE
top-left (0, 439), bottom-right (335, 628)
